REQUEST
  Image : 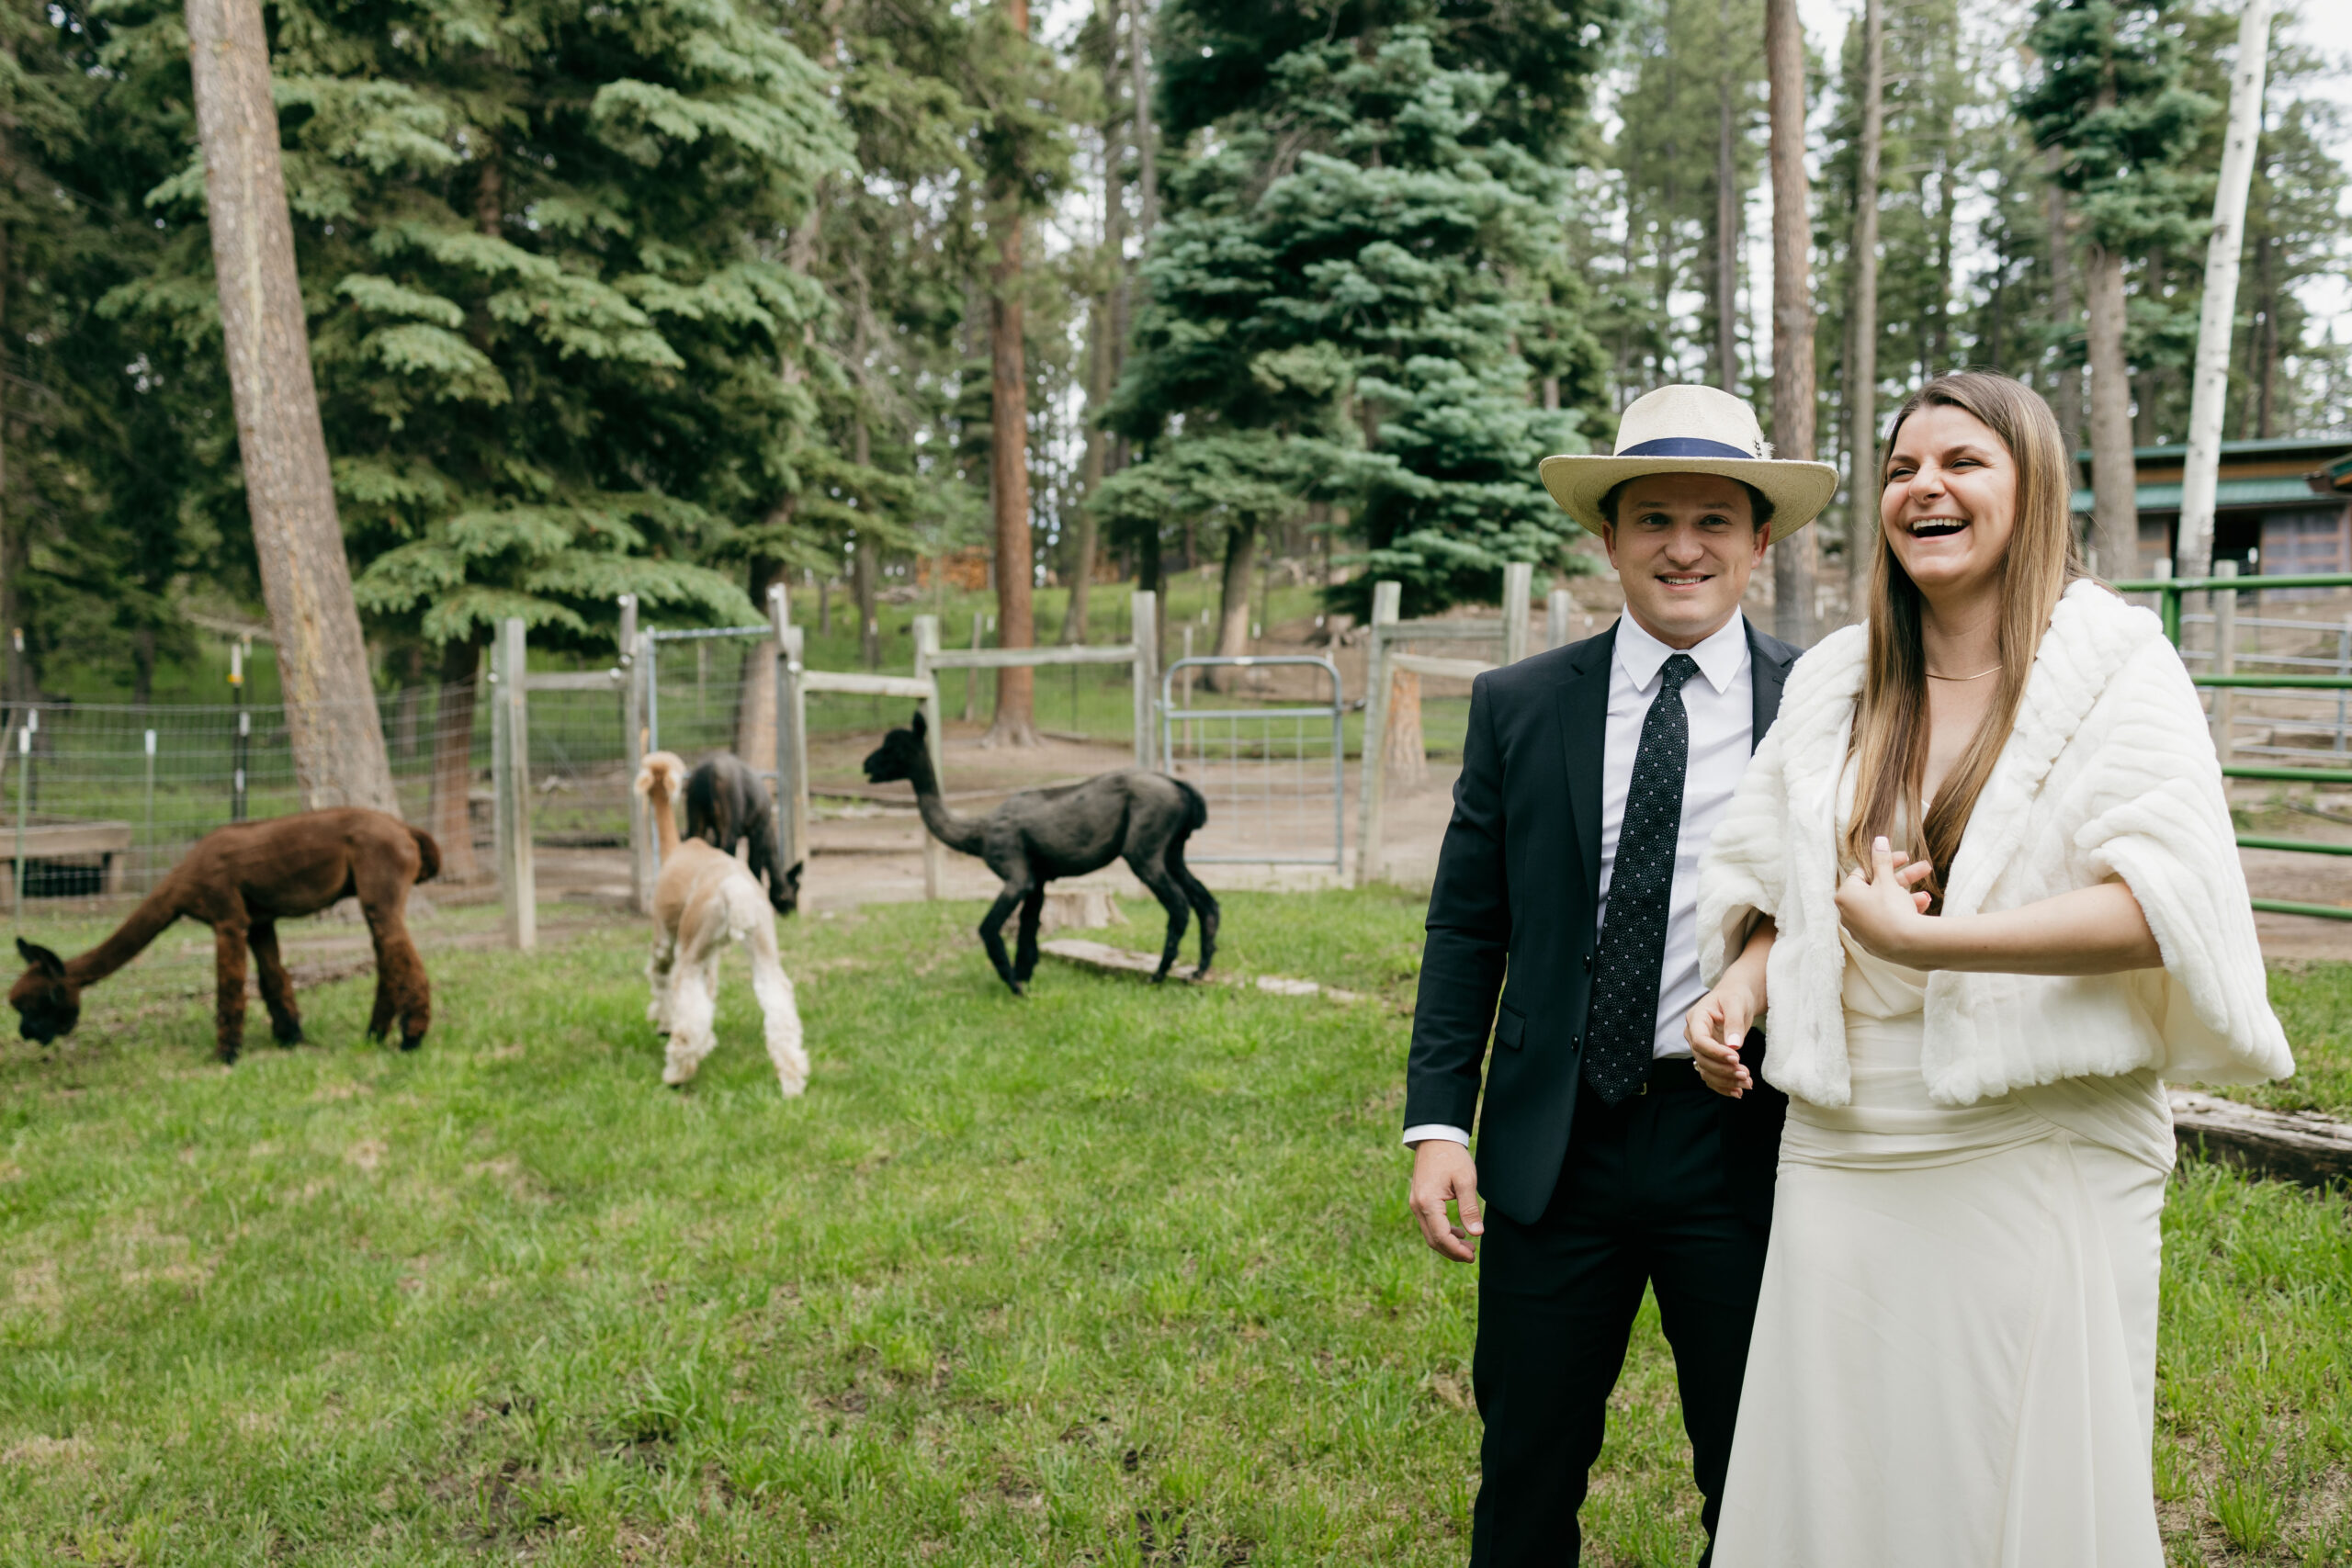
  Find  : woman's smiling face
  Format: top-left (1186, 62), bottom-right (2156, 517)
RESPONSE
top-left (1880, 403), bottom-right (2019, 601)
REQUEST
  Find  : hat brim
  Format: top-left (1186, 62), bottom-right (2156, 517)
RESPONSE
top-left (1538, 454), bottom-right (1841, 545)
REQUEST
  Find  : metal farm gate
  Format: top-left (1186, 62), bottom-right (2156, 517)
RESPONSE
top-left (1159, 655), bottom-right (1347, 876)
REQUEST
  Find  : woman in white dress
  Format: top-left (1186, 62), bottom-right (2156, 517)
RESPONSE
top-left (1684, 371), bottom-right (2293, 1567)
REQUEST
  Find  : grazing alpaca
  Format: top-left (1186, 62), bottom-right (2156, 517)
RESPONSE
top-left (861, 711), bottom-right (1217, 995)
top-left (7, 809), bottom-right (438, 1062)
top-left (683, 751), bottom-right (800, 915)
top-left (634, 751), bottom-right (808, 1095)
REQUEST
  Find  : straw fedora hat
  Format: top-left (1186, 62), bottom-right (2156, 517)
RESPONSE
top-left (1538, 384), bottom-right (1839, 545)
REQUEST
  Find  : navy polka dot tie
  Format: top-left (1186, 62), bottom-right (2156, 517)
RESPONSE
top-left (1584, 653), bottom-right (1699, 1105)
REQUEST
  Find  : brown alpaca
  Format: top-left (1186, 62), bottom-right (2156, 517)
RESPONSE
top-left (8, 808), bottom-right (440, 1062)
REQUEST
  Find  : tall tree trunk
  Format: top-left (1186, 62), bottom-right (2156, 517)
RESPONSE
top-left (735, 548), bottom-right (783, 767)
top-left (1765, 0), bottom-right (1815, 645)
top-left (1846, 0), bottom-right (1883, 615)
top-left (1384, 671), bottom-right (1429, 790)
top-left (187, 0), bottom-right (397, 813)
top-left (1714, 0), bottom-right (1739, 394)
top-left (1209, 518), bottom-right (1256, 691)
top-left (1066, 277), bottom-right (1107, 646)
top-left (0, 211), bottom-right (14, 712)
top-left (2175, 0), bottom-right (2271, 581)
top-left (2085, 242), bottom-right (2138, 577)
top-left (853, 418), bottom-right (881, 670)
top-left (2046, 153), bottom-right (2085, 491)
top-left (426, 634), bottom-right (484, 882)
top-left (982, 0), bottom-right (1038, 747)
top-left (1126, 0), bottom-right (1158, 239)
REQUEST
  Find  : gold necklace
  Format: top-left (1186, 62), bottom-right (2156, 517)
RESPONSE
top-left (1925, 665), bottom-right (2001, 681)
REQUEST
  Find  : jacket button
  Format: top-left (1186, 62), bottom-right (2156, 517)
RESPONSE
top-left (1582, 953), bottom-right (1593, 972)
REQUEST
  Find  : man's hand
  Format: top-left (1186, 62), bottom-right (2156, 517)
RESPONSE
top-left (1409, 1139), bottom-right (1484, 1262)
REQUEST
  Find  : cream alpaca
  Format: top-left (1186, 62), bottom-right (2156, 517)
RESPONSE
top-left (633, 751), bottom-right (808, 1095)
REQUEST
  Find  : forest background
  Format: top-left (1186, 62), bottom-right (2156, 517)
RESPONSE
top-left (0, 0), bottom-right (2345, 736)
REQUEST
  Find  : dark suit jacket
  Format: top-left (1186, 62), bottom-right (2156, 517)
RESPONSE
top-left (1403, 616), bottom-right (1799, 1226)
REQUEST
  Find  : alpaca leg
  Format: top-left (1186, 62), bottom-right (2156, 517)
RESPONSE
top-left (358, 899), bottom-right (431, 1050)
top-left (1125, 859), bottom-right (1192, 984)
top-left (213, 920), bottom-right (251, 1064)
top-left (662, 951), bottom-right (721, 1087)
top-left (250, 920), bottom-right (303, 1045)
top-left (739, 899), bottom-right (808, 1097)
top-left (1169, 851), bottom-right (1219, 979)
top-left (978, 886), bottom-right (1028, 995)
top-left (1012, 884), bottom-right (1046, 986)
top-left (646, 930), bottom-right (679, 1035)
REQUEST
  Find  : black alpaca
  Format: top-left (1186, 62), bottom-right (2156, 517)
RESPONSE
top-left (683, 752), bottom-right (802, 916)
top-left (862, 711), bottom-right (1218, 995)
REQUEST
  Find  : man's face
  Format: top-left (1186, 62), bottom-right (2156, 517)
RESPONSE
top-left (1601, 474), bottom-right (1770, 649)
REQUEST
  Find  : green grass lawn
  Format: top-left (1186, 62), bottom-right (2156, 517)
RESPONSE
top-left (0, 889), bottom-right (2346, 1564)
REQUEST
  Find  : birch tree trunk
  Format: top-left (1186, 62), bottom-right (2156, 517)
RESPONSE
top-left (1765, 0), bottom-right (1815, 645)
top-left (1845, 0), bottom-right (1883, 615)
top-left (2175, 0), bottom-right (2271, 582)
top-left (187, 0), bottom-right (398, 812)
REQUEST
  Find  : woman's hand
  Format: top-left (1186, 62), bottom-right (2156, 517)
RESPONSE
top-left (1834, 836), bottom-right (1939, 965)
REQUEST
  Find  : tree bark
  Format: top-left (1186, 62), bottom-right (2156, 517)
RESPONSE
top-left (982, 0), bottom-right (1038, 747)
top-left (1066, 139), bottom-right (1114, 647)
top-left (852, 417), bottom-right (881, 670)
top-left (426, 634), bottom-right (483, 882)
top-left (1765, 0), bottom-right (1815, 645)
top-left (734, 549), bottom-right (783, 767)
top-left (187, 0), bottom-right (398, 813)
top-left (1714, 0), bottom-right (1739, 392)
top-left (1126, 0), bottom-right (1158, 240)
top-left (1384, 670), bottom-right (1429, 790)
top-left (2175, 0), bottom-right (2272, 581)
top-left (2085, 238), bottom-right (2137, 578)
top-left (1845, 0), bottom-right (1883, 615)
top-left (1209, 518), bottom-right (1257, 691)
top-left (2046, 152), bottom-right (2085, 491)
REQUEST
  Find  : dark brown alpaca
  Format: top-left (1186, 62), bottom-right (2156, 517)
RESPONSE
top-left (8, 808), bottom-right (440, 1062)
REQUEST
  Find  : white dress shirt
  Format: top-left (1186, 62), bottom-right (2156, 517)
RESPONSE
top-left (1405, 611), bottom-right (1756, 1149)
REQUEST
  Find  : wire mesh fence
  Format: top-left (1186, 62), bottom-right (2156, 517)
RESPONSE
top-left (1159, 658), bottom-right (1346, 870)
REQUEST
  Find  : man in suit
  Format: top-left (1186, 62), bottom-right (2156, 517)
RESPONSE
top-left (1402, 384), bottom-right (1840, 1565)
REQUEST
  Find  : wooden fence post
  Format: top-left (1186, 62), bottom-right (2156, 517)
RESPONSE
top-left (1546, 587), bottom-right (1574, 652)
top-left (492, 615), bottom-right (537, 952)
top-left (1502, 562), bottom-right (1532, 666)
top-left (1131, 589), bottom-right (1159, 769)
top-left (619, 594), bottom-right (646, 912)
top-left (767, 582), bottom-right (805, 878)
top-left (1355, 580), bottom-right (1401, 885)
top-left (912, 614), bottom-right (944, 899)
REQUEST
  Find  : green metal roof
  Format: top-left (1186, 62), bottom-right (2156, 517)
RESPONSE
top-left (2068, 477), bottom-right (2338, 513)
top-left (2073, 436), bottom-right (2352, 465)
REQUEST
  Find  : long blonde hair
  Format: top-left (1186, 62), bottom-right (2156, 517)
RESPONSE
top-left (1846, 371), bottom-right (2084, 908)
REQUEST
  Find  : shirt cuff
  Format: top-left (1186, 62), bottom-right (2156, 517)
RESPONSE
top-left (1402, 1122), bottom-right (1471, 1149)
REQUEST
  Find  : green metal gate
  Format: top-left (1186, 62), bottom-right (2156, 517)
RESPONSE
top-left (2116, 570), bottom-right (2352, 921)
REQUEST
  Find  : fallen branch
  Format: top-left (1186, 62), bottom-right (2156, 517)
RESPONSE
top-left (1040, 939), bottom-right (1362, 1003)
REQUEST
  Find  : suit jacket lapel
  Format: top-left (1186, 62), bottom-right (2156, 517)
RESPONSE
top-left (1555, 623), bottom-right (1616, 894)
top-left (1746, 617), bottom-right (1793, 752)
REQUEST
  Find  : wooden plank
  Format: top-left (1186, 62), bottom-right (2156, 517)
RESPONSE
top-left (1040, 938), bottom-right (1361, 1002)
top-left (1388, 653), bottom-right (1494, 682)
top-left (2169, 1089), bottom-right (2352, 1190)
top-left (0, 822), bottom-right (135, 858)
top-left (923, 645), bottom-right (1138, 671)
top-left (798, 670), bottom-right (937, 700)
top-left (522, 670), bottom-right (622, 693)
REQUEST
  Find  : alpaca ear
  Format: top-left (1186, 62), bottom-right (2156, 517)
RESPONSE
top-left (910, 709), bottom-right (927, 739)
top-left (783, 861), bottom-right (805, 895)
top-left (16, 939), bottom-right (62, 977)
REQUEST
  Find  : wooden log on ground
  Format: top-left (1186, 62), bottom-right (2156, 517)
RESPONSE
top-left (2168, 1089), bottom-right (2352, 1190)
top-left (1040, 938), bottom-right (1360, 1002)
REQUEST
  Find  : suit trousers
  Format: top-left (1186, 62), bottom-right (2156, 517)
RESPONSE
top-left (1469, 1066), bottom-right (1770, 1567)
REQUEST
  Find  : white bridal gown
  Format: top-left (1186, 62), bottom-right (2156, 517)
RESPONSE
top-left (1712, 928), bottom-right (2176, 1568)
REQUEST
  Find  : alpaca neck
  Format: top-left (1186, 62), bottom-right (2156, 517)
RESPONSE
top-left (66, 886), bottom-right (184, 986)
top-left (646, 780), bottom-right (684, 856)
top-left (908, 748), bottom-right (985, 856)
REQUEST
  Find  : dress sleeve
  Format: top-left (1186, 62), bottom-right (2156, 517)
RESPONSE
top-left (2072, 641), bottom-right (2294, 1084)
top-left (1699, 711), bottom-right (1792, 987)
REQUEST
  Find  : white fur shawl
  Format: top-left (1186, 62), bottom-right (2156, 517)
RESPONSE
top-left (1699, 580), bottom-right (2294, 1108)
